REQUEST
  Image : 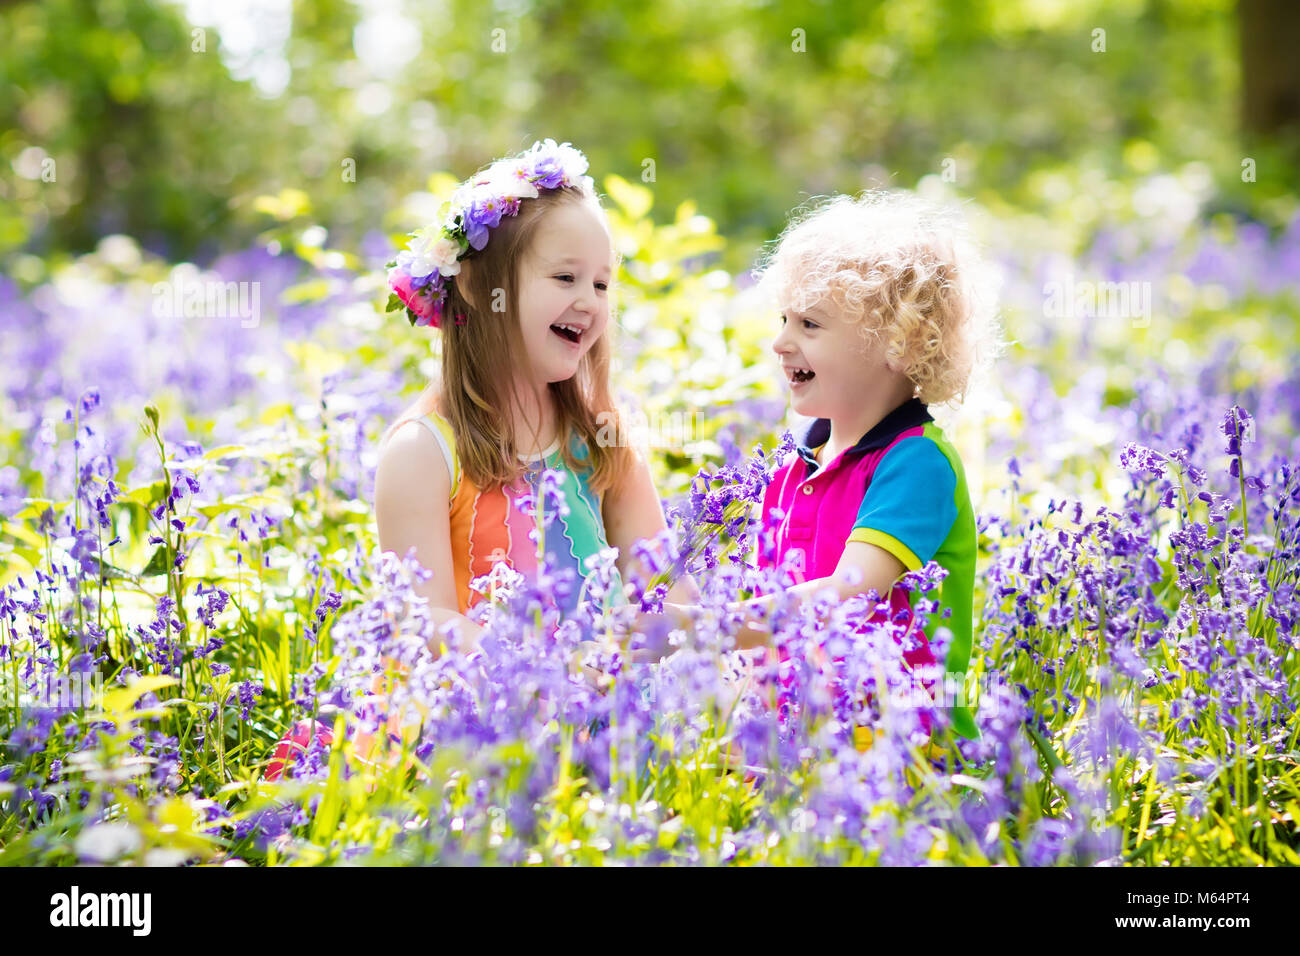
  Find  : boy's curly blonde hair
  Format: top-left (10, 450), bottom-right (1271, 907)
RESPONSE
top-left (754, 189), bottom-right (1002, 407)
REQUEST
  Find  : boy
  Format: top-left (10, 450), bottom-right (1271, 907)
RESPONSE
top-left (637, 190), bottom-right (999, 744)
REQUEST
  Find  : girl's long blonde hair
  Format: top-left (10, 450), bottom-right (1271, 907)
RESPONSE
top-left (381, 184), bottom-right (633, 495)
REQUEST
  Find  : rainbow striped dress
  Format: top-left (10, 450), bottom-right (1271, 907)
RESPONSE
top-left (412, 412), bottom-right (620, 617)
top-left (264, 413), bottom-right (623, 782)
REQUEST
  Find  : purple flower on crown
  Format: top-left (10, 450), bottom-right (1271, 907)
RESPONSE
top-left (462, 192), bottom-right (516, 251)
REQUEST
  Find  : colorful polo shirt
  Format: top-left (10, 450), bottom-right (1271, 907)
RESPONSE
top-left (757, 397), bottom-right (980, 740)
top-left (412, 413), bottom-right (620, 618)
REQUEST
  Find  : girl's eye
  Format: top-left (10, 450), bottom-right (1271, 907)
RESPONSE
top-left (555, 274), bottom-right (608, 292)
top-left (802, 319), bottom-right (817, 330)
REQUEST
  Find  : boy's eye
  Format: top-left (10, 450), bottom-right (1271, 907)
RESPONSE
top-left (595, 282), bottom-right (608, 292)
top-left (554, 274), bottom-right (574, 283)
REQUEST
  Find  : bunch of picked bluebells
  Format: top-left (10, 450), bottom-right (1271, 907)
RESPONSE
top-left (661, 430), bottom-right (795, 584)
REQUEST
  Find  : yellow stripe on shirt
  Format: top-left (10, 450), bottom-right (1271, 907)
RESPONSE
top-left (847, 526), bottom-right (922, 571)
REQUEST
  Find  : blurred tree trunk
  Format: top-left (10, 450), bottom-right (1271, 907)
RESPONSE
top-left (1239, 0), bottom-right (1300, 135)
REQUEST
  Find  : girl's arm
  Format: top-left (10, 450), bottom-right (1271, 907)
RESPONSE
top-left (373, 421), bottom-right (484, 656)
top-left (601, 446), bottom-right (701, 604)
top-left (648, 540), bottom-right (905, 652)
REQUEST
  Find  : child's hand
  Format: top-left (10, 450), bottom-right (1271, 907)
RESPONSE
top-left (608, 603), bottom-right (691, 664)
top-left (567, 641), bottom-right (616, 690)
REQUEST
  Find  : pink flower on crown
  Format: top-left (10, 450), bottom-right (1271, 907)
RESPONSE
top-left (387, 267), bottom-right (441, 325)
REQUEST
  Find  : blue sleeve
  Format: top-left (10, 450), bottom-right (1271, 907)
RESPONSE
top-left (847, 436), bottom-right (958, 569)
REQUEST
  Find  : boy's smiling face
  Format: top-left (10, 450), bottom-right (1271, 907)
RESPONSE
top-left (771, 299), bottom-right (899, 421)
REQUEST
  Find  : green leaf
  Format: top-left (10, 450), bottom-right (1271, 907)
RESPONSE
top-left (122, 480), bottom-right (167, 509)
top-left (604, 173), bottom-right (654, 220)
top-left (310, 720), bottom-right (347, 846)
top-left (89, 554), bottom-right (139, 584)
top-left (99, 675), bottom-right (179, 718)
top-left (195, 492), bottom-right (282, 519)
top-left (252, 188), bottom-right (311, 221)
top-left (140, 545), bottom-right (171, 577)
top-left (280, 278), bottom-right (332, 305)
top-left (203, 444), bottom-right (249, 462)
top-left (0, 544), bottom-right (39, 585)
top-left (11, 498), bottom-right (54, 522)
top-left (0, 519), bottom-right (43, 548)
top-left (259, 402), bottom-right (295, 425)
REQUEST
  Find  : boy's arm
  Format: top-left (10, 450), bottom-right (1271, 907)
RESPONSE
top-left (665, 572), bottom-right (701, 604)
top-left (641, 540), bottom-right (905, 653)
top-left (633, 436), bottom-right (958, 657)
top-left (719, 540), bottom-right (905, 650)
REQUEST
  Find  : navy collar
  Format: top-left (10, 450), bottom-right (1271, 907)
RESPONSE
top-left (796, 397), bottom-right (933, 472)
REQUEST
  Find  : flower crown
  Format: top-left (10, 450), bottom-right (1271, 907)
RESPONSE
top-left (385, 139), bottom-right (594, 329)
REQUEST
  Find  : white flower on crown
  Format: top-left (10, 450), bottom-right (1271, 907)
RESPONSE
top-left (554, 142), bottom-right (590, 180)
top-left (491, 163), bottom-right (541, 201)
top-left (405, 227), bottom-right (462, 277)
top-left (448, 180), bottom-right (482, 219)
top-left (430, 236), bottom-right (461, 275)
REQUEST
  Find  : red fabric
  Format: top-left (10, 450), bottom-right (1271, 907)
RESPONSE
top-left (264, 718), bottom-right (334, 781)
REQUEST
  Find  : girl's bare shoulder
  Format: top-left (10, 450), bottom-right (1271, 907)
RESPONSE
top-left (375, 417), bottom-right (452, 505)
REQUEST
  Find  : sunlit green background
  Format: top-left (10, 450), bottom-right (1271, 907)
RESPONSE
top-left (3, 0), bottom-right (1296, 274)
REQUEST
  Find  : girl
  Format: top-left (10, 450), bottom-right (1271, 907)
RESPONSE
top-left (265, 139), bottom-right (695, 780)
top-left (629, 189), bottom-right (999, 752)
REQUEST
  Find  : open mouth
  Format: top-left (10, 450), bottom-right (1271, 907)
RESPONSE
top-left (786, 367), bottom-right (815, 385)
top-left (551, 323), bottom-right (584, 345)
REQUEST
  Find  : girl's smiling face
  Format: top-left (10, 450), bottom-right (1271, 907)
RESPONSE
top-left (516, 200), bottom-right (613, 387)
top-left (771, 301), bottom-right (897, 420)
